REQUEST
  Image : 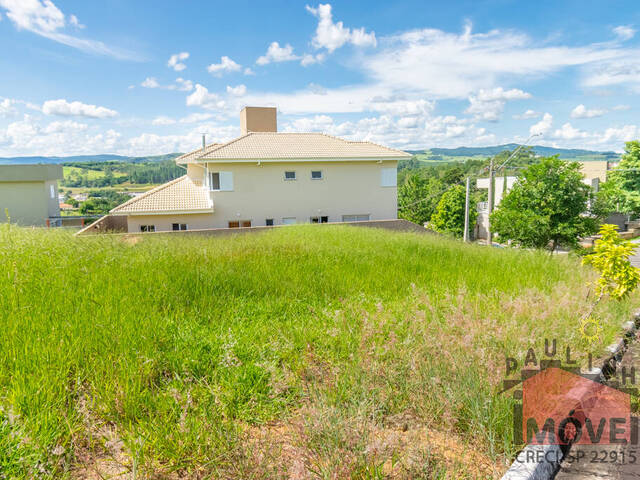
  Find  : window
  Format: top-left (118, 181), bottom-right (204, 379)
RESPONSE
top-left (140, 225), bottom-right (155, 232)
top-left (311, 170), bottom-right (323, 180)
top-left (228, 221), bottom-right (240, 228)
top-left (172, 223), bottom-right (187, 231)
top-left (310, 216), bottom-right (329, 223)
top-left (50, 184), bottom-right (55, 199)
top-left (380, 168), bottom-right (397, 187)
top-left (266, 218), bottom-right (274, 226)
top-left (241, 221), bottom-right (251, 228)
top-left (284, 171), bottom-right (296, 180)
top-left (282, 217), bottom-right (297, 225)
top-left (209, 171), bottom-right (233, 191)
top-left (342, 215), bottom-right (370, 222)
top-left (209, 172), bottom-right (220, 190)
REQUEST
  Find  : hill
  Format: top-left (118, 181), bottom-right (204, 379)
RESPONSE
top-left (408, 144), bottom-right (620, 163)
top-left (0, 153), bottom-right (181, 165)
top-left (0, 224), bottom-right (636, 478)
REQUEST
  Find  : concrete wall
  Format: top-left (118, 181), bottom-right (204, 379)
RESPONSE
top-left (579, 161), bottom-right (608, 183)
top-left (0, 181), bottom-right (50, 225)
top-left (0, 165), bottom-right (62, 226)
top-left (124, 160), bottom-right (398, 232)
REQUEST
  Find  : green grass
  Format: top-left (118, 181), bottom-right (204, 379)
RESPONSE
top-left (0, 225), bottom-right (636, 478)
top-left (63, 166), bottom-right (128, 181)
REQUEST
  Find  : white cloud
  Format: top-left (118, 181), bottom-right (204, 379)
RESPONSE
top-left (43, 119), bottom-right (87, 133)
top-left (0, 115), bottom-right (123, 156)
top-left (464, 87), bottom-right (531, 121)
top-left (613, 25), bottom-right (635, 41)
top-left (141, 77), bottom-right (160, 88)
top-left (0, 0), bottom-right (137, 60)
top-left (300, 52), bottom-right (326, 66)
top-left (513, 109), bottom-right (541, 119)
top-left (226, 84), bottom-right (247, 96)
top-left (613, 104), bottom-right (631, 111)
top-left (306, 3), bottom-right (376, 52)
top-left (0, 98), bottom-right (18, 117)
top-left (141, 77), bottom-right (193, 91)
top-left (42, 99), bottom-right (118, 118)
top-left (186, 84), bottom-right (226, 110)
top-left (152, 116), bottom-right (176, 126)
top-left (530, 113), bottom-right (553, 136)
top-left (174, 77), bottom-right (193, 91)
top-left (553, 122), bottom-right (588, 140)
top-left (68, 14), bottom-right (83, 28)
top-left (243, 67), bottom-right (255, 75)
top-left (363, 25), bottom-right (628, 99)
top-left (256, 42), bottom-right (298, 65)
top-left (167, 51), bottom-right (189, 71)
top-left (207, 56), bottom-right (242, 76)
top-left (570, 104), bottom-right (606, 119)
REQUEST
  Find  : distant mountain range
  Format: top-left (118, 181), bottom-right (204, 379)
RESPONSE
top-left (0, 144), bottom-right (620, 165)
top-left (0, 153), bottom-right (181, 165)
top-left (407, 144), bottom-right (620, 160)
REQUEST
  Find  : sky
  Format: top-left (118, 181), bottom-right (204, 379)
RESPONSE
top-left (0, 0), bottom-right (639, 157)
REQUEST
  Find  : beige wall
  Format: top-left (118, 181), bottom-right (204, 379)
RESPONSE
top-left (0, 181), bottom-right (50, 225)
top-left (579, 161), bottom-right (609, 183)
top-left (125, 160), bottom-right (398, 232)
top-left (127, 214), bottom-right (217, 233)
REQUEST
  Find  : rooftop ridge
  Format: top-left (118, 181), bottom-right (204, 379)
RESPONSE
top-left (110, 175), bottom-right (187, 213)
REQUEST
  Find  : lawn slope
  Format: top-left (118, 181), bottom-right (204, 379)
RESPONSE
top-left (0, 225), bottom-right (635, 479)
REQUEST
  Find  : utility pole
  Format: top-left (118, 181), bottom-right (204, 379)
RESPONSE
top-left (463, 177), bottom-right (470, 243)
top-left (486, 159), bottom-right (494, 246)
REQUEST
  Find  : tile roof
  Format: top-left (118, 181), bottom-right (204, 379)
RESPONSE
top-left (176, 132), bottom-right (410, 163)
top-left (110, 175), bottom-right (213, 215)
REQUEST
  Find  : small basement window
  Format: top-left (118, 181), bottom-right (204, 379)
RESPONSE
top-left (284, 171), bottom-right (296, 180)
top-left (172, 223), bottom-right (187, 231)
top-left (310, 216), bottom-right (329, 223)
top-left (311, 170), bottom-right (323, 180)
top-left (342, 215), bottom-right (370, 222)
top-left (266, 218), bottom-right (274, 226)
top-left (140, 225), bottom-right (155, 232)
top-left (228, 221), bottom-right (240, 228)
top-left (282, 217), bottom-right (297, 225)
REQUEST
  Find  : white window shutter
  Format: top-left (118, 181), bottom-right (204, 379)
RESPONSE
top-left (219, 171), bottom-right (234, 191)
top-left (380, 168), bottom-right (396, 187)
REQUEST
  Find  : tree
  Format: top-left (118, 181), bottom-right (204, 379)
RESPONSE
top-left (430, 184), bottom-right (476, 238)
top-left (398, 174), bottom-right (443, 226)
top-left (490, 156), bottom-right (596, 251)
top-left (606, 140), bottom-right (640, 216)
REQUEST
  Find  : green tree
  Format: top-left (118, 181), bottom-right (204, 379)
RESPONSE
top-left (490, 156), bottom-right (596, 251)
top-left (607, 140), bottom-right (640, 215)
top-left (430, 184), bottom-right (475, 238)
top-left (398, 174), bottom-right (443, 225)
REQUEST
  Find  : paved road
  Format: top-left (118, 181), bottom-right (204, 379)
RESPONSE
top-left (631, 238), bottom-right (640, 269)
top-left (555, 333), bottom-right (640, 479)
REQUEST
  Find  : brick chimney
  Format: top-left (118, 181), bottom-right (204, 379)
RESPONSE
top-left (240, 107), bottom-right (277, 135)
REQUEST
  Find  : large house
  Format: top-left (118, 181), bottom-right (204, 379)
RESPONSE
top-left (0, 164), bottom-right (63, 226)
top-left (109, 107), bottom-right (410, 233)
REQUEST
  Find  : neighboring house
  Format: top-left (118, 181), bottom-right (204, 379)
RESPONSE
top-left (109, 107), bottom-right (410, 233)
top-left (0, 164), bottom-right (63, 226)
top-left (579, 160), bottom-right (610, 190)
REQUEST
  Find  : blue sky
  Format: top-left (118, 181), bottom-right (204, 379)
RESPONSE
top-left (1, 0), bottom-right (639, 157)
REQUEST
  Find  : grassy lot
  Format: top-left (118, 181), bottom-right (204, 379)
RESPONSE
top-left (0, 225), bottom-right (637, 479)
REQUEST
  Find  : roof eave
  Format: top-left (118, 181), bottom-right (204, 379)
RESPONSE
top-left (187, 155), bottom-right (409, 163)
top-left (110, 208), bottom-right (214, 216)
